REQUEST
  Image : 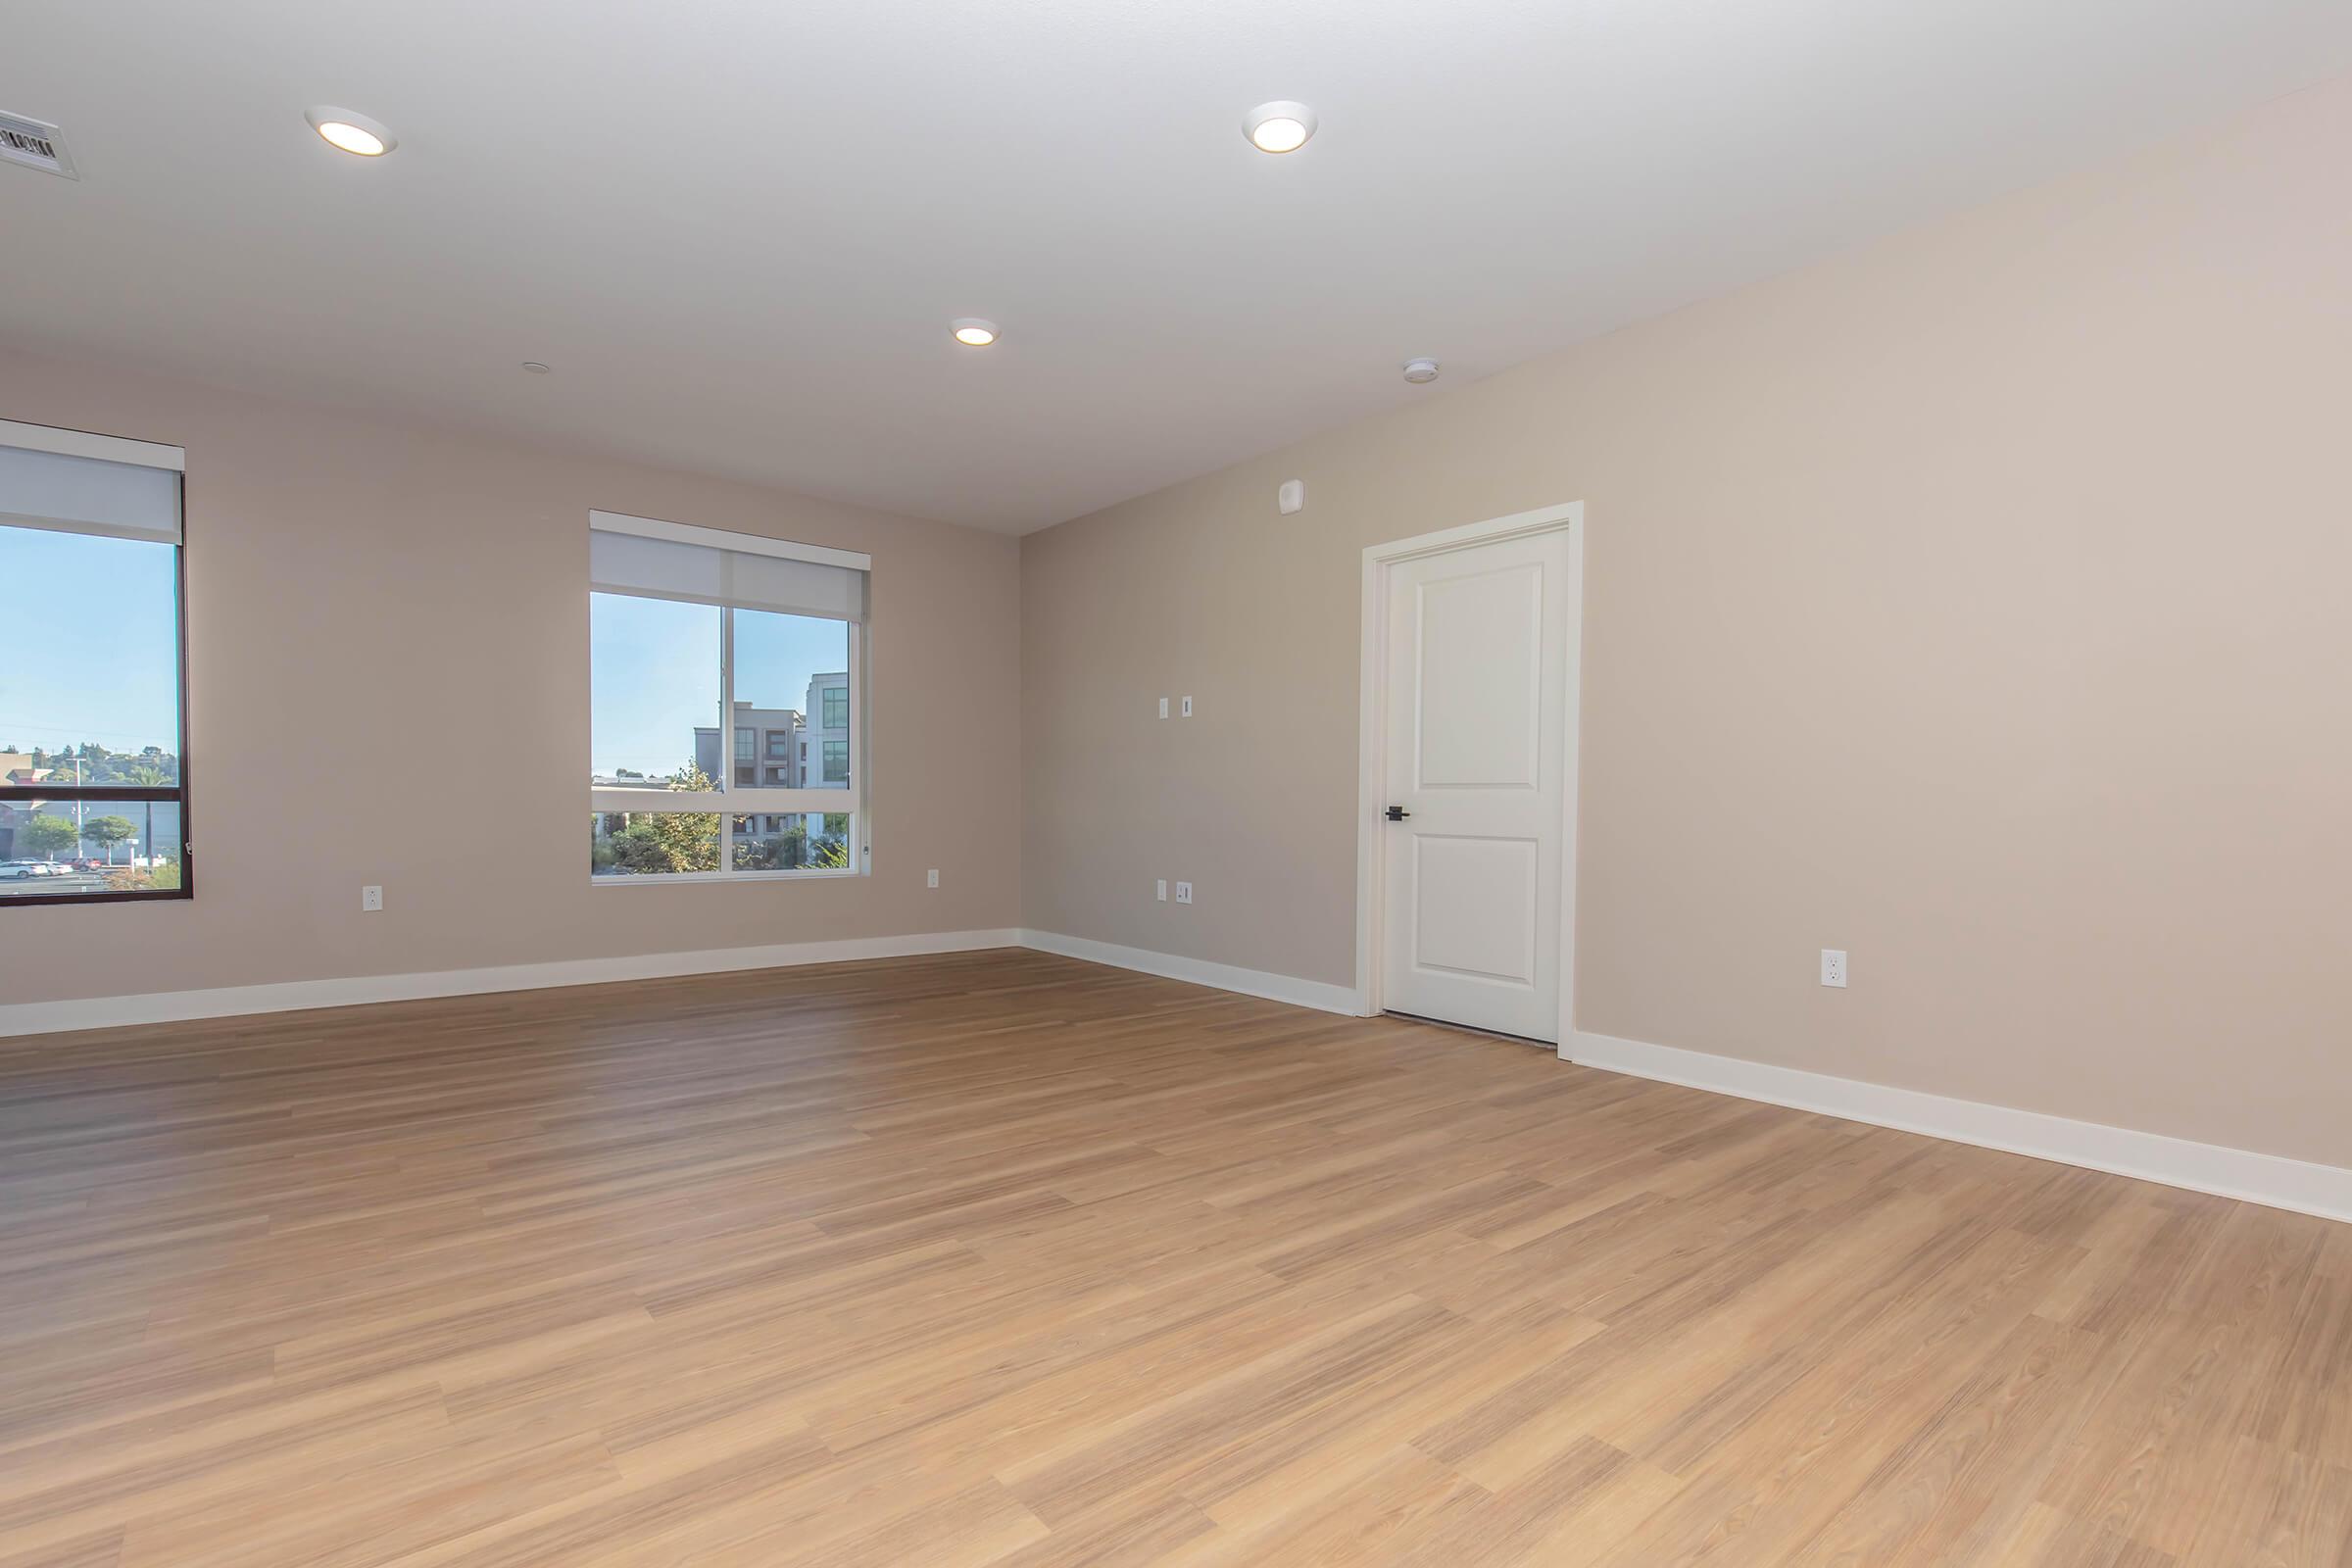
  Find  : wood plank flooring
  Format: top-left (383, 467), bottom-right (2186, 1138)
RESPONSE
top-left (2, 948), bottom-right (2347, 1566)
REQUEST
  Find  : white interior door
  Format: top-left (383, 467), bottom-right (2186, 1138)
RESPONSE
top-left (1380, 528), bottom-right (1572, 1041)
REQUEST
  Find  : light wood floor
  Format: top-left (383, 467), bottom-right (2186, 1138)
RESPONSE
top-left (2, 950), bottom-right (2347, 1567)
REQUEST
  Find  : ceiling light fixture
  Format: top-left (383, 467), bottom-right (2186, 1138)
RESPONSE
top-left (305, 107), bottom-right (396, 157)
top-left (1402, 358), bottom-right (1441, 384)
top-left (1244, 101), bottom-right (1316, 154)
top-left (952, 318), bottom-right (1000, 347)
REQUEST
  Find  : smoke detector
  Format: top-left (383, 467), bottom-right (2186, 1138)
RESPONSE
top-left (0, 111), bottom-right (76, 179)
top-left (1401, 358), bottom-right (1441, 384)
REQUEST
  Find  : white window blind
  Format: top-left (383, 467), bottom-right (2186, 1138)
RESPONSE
top-left (589, 512), bottom-right (866, 621)
top-left (0, 419), bottom-right (184, 545)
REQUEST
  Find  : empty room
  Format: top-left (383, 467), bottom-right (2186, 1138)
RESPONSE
top-left (4, 2), bottom-right (2350, 1563)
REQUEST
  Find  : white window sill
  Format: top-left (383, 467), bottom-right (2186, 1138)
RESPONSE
top-left (590, 869), bottom-right (859, 887)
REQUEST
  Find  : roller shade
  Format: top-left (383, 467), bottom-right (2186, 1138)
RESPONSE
top-left (590, 514), bottom-right (866, 621)
top-left (0, 426), bottom-right (184, 545)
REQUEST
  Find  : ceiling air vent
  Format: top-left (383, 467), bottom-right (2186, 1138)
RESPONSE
top-left (0, 112), bottom-right (76, 179)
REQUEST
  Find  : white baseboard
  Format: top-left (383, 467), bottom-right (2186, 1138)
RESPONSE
top-left (1011, 937), bottom-right (2350, 1228)
top-left (1018, 930), bottom-right (1364, 1017)
top-left (1569, 1028), bottom-right (2352, 1225)
top-left (0, 929), bottom-right (1025, 1039)
top-left (13, 926), bottom-right (2341, 1225)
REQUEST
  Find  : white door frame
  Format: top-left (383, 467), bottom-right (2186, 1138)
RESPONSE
top-left (1353, 501), bottom-right (1585, 1044)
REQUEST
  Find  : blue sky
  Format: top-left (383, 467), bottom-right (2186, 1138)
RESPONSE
top-left (0, 527), bottom-right (180, 757)
top-left (590, 594), bottom-right (847, 779)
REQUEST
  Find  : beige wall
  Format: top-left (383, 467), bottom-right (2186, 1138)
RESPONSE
top-left (1022, 76), bottom-right (2352, 1166)
top-left (0, 351), bottom-right (1022, 1004)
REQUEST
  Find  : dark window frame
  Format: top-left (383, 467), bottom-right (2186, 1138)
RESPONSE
top-left (0, 463), bottom-right (193, 909)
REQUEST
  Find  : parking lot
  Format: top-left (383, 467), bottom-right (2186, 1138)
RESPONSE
top-left (0, 865), bottom-right (121, 894)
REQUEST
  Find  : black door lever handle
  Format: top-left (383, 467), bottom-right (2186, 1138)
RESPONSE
top-left (1385, 806), bottom-right (1410, 821)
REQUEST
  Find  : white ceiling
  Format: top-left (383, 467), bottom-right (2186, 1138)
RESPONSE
top-left (6, 1), bottom-right (2350, 533)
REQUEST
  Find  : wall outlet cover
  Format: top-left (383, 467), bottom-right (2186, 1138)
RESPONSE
top-left (1821, 949), bottom-right (1847, 988)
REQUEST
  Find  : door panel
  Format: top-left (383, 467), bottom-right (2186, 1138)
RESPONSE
top-left (1414, 565), bottom-right (1544, 789)
top-left (1381, 528), bottom-right (1570, 1042)
top-left (1412, 835), bottom-right (1540, 983)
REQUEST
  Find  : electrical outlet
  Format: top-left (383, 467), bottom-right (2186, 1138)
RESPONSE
top-left (361, 885), bottom-right (383, 912)
top-left (926, 868), bottom-right (939, 888)
top-left (1821, 949), bottom-right (1847, 988)
top-left (1157, 696), bottom-right (1169, 718)
top-left (1174, 881), bottom-right (1193, 905)
top-left (1155, 879), bottom-right (1167, 902)
top-left (1180, 695), bottom-right (1194, 718)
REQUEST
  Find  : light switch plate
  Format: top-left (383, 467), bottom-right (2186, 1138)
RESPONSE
top-left (1158, 697), bottom-right (1169, 719)
top-left (1155, 879), bottom-right (1167, 902)
top-left (1174, 881), bottom-right (1193, 905)
top-left (1180, 695), bottom-right (1194, 718)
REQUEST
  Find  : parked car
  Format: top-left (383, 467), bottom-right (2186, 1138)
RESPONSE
top-left (0, 861), bottom-right (49, 880)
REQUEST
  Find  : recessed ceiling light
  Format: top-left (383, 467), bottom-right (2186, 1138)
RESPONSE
top-left (1244, 102), bottom-right (1316, 154)
top-left (520, 362), bottom-right (551, 373)
top-left (305, 107), bottom-right (395, 157)
top-left (952, 318), bottom-right (1000, 348)
top-left (1402, 358), bottom-right (1441, 384)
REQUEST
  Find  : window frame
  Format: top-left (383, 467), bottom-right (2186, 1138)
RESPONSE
top-left (0, 419), bottom-right (193, 909)
top-left (587, 510), bottom-right (868, 886)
